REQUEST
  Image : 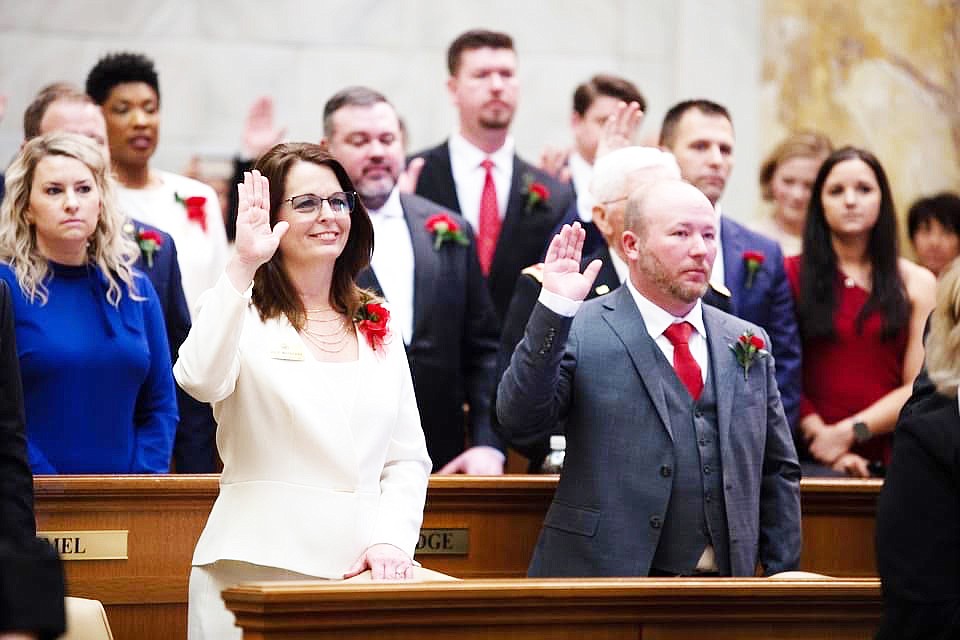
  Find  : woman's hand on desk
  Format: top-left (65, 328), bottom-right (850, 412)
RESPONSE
top-left (343, 543), bottom-right (416, 581)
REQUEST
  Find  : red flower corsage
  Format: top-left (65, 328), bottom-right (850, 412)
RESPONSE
top-left (742, 250), bottom-right (765, 288)
top-left (729, 330), bottom-right (768, 380)
top-left (175, 193), bottom-right (208, 231)
top-left (136, 229), bottom-right (164, 268)
top-left (425, 213), bottom-right (470, 249)
top-left (354, 302), bottom-right (390, 353)
top-left (523, 176), bottom-right (551, 213)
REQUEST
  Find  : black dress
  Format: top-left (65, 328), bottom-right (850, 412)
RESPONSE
top-left (876, 389), bottom-right (960, 639)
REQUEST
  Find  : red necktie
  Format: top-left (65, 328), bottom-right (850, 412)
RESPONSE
top-left (477, 158), bottom-right (501, 275)
top-left (663, 322), bottom-right (703, 401)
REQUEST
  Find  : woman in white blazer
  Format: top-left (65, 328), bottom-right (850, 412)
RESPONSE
top-left (174, 143), bottom-right (431, 639)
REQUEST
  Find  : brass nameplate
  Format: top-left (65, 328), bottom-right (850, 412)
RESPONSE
top-left (37, 530), bottom-right (128, 560)
top-left (416, 528), bottom-right (468, 555)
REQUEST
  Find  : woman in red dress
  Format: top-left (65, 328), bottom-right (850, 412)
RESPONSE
top-left (785, 147), bottom-right (935, 477)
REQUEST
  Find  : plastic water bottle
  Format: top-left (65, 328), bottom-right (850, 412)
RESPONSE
top-left (541, 435), bottom-right (566, 474)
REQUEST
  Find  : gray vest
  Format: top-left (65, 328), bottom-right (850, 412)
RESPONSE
top-left (650, 352), bottom-right (731, 575)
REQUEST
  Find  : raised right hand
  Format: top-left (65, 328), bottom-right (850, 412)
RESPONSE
top-left (538, 145), bottom-right (572, 183)
top-left (594, 100), bottom-right (644, 160)
top-left (229, 170), bottom-right (288, 286)
top-left (242, 96), bottom-right (286, 160)
top-left (542, 222), bottom-right (602, 302)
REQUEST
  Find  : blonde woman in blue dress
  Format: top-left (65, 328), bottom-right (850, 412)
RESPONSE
top-left (175, 143), bottom-right (431, 639)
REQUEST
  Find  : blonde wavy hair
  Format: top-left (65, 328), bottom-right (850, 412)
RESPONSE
top-left (926, 257), bottom-right (960, 396)
top-left (0, 132), bottom-right (139, 306)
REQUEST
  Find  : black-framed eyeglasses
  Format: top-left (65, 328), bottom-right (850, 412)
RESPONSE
top-left (283, 191), bottom-right (356, 216)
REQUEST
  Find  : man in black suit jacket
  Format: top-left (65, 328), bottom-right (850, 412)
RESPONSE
top-left (25, 84), bottom-right (217, 472)
top-left (0, 280), bottom-right (65, 639)
top-left (323, 87), bottom-right (502, 474)
top-left (410, 29), bottom-right (573, 322)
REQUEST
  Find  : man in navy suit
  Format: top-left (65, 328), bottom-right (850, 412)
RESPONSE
top-left (659, 99), bottom-right (801, 431)
top-left (498, 181), bottom-right (801, 577)
top-left (323, 87), bottom-right (502, 474)
top-left (24, 84), bottom-right (216, 472)
top-left (410, 29), bottom-right (574, 322)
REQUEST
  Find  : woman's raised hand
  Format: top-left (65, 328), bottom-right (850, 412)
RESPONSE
top-left (227, 170), bottom-right (289, 289)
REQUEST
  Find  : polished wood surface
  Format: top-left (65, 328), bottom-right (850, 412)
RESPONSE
top-left (35, 474), bottom-right (219, 640)
top-left (33, 475), bottom-right (883, 639)
top-left (223, 577), bottom-right (883, 640)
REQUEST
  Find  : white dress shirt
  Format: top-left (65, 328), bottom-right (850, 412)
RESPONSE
top-left (568, 151), bottom-right (595, 223)
top-left (368, 188), bottom-right (415, 344)
top-left (448, 133), bottom-right (514, 230)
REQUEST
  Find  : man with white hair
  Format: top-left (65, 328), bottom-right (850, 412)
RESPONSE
top-left (495, 147), bottom-right (730, 468)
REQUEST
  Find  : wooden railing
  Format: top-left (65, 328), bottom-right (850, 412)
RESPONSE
top-left (34, 475), bottom-right (883, 640)
top-left (223, 577), bottom-right (883, 639)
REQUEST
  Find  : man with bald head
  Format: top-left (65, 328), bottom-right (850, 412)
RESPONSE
top-left (498, 179), bottom-right (800, 578)
top-left (21, 83), bottom-right (216, 473)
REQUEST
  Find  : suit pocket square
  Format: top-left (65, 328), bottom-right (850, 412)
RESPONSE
top-left (543, 501), bottom-right (600, 537)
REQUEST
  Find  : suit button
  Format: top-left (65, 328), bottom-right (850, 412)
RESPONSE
top-left (703, 465), bottom-right (711, 475)
top-left (698, 438), bottom-right (708, 446)
top-left (660, 465), bottom-right (672, 478)
top-left (649, 516), bottom-right (662, 530)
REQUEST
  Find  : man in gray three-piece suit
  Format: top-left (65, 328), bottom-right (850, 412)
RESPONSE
top-left (497, 179), bottom-right (801, 577)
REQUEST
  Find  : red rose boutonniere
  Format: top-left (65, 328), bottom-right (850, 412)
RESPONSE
top-left (354, 302), bottom-right (391, 353)
top-left (425, 213), bottom-right (470, 250)
top-left (136, 229), bottom-right (164, 268)
top-left (729, 330), bottom-right (769, 380)
top-left (523, 175), bottom-right (551, 213)
top-left (742, 250), bottom-right (765, 288)
top-left (175, 193), bottom-right (208, 231)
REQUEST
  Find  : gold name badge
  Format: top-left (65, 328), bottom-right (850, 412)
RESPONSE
top-left (271, 342), bottom-right (305, 361)
top-left (37, 530), bottom-right (128, 560)
top-left (416, 528), bottom-right (468, 555)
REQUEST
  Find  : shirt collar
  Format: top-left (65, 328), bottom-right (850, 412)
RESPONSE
top-left (608, 249), bottom-right (629, 284)
top-left (368, 187), bottom-right (404, 219)
top-left (568, 152), bottom-right (593, 192)
top-left (625, 276), bottom-right (706, 340)
top-left (449, 131), bottom-right (515, 171)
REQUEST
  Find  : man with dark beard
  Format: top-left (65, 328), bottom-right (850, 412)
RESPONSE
top-left (497, 180), bottom-right (800, 578)
top-left (411, 29), bottom-right (573, 321)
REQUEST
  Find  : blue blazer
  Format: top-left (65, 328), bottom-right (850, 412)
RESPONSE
top-left (720, 217), bottom-right (801, 431)
top-left (497, 286), bottom-right (802, 577)
top-left (128, 220), bottom-right (217, 472)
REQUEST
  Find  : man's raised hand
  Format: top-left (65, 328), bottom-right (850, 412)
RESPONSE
top-left (542, 222), bottom-right (602, 302)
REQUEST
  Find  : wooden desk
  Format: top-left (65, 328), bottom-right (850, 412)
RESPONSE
top-left (33, 475), bottom-right (883, 639)
top-left (223, 577), bottom-right (883, 640)
top-left (35, 474), bottom-right (218, 640)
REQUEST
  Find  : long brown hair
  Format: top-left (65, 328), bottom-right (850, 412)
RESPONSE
top-left (250, 143), bottom-right (375, 330)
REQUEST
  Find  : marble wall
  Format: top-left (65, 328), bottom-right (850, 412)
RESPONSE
top-left (0, 0), bottom-right (764, 218)
top-left (4, 0), bottom-right (955, 229)
top-left (761, 0), bottom-right (960, 237)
